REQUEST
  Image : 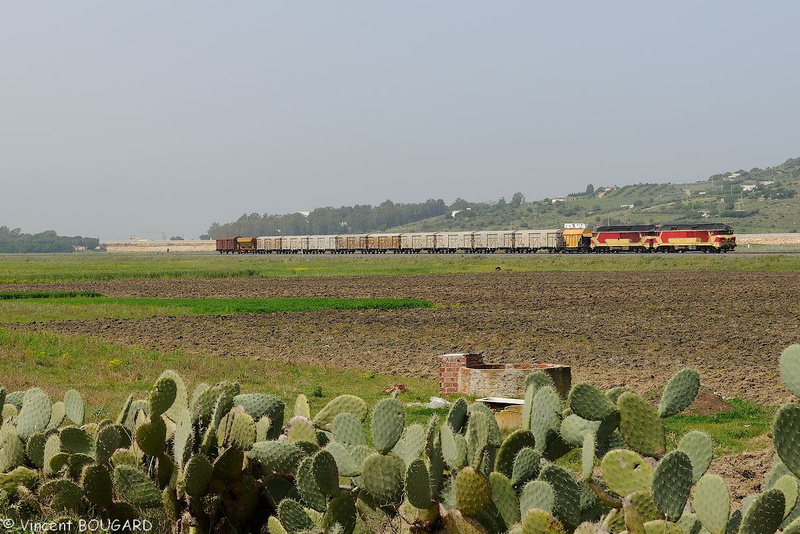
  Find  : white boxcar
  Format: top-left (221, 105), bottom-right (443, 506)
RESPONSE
top-left (434, 232), bottom-right (472, 252)
top-left (400, 233), bottom-right (437, 252)
top-left (257, 236), bottom-right (282, 253)
top-left (472, 231), bottom-right (515, 252)
top-left (366, 233), bottom-right (401, 252)
top-left (307, 235), bottom-right (338, 253)
top-left (280, 235), bottom-right (309, 253)
top-left (514, 229), bottom-right (559, 252)
top-left (336, 234), bottom-right (368, 252)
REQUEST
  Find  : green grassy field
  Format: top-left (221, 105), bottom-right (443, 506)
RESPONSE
top-left (1, 252), bottom-right (799, 283)
top-left (0, 294), bottom-right (433, 323)
top-left (0, 328), bottom-right (442, 425)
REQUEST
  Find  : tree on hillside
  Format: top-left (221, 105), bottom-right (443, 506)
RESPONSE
top-left (586, 184), bottom-right (595, 195)
top-left (511, 192), bottom-right (525, 206)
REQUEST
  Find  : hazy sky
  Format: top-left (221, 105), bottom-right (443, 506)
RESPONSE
top-left (2, 2), bottom-right (798, 240)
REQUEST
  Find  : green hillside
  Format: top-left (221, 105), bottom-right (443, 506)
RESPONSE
top-left (390, 157), bottom-right (800, 233)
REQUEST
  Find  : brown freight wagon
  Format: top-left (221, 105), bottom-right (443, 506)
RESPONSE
top-left (216, 237), bottom-right (236, 254)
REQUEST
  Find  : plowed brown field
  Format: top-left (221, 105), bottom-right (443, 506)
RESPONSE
top-left (8, 270), bottom-right (800, 405)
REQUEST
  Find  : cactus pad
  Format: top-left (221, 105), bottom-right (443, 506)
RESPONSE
top-left (0, 465), bottom-right (37, 494)
top-left (495, 429), bottom-right (537, 478)
top-left (229, 411), bottom-right (257, 449)
top-left (775, 403), bottom-right (800, 479)
top-left (313, 395), bottom-right (368, 429)
top-left (581, 432), bottom-right (595, 481)
top-left (63, 389), bottom-right (84, 426)
top-left (455, 466), bottom-right (491, 516)
top-left (773, 474), bottom-right (799, 518)
top-left (296, 456), bottom-right (328, 512)
top-left (441, 423), bottom-right (467, 470)
top-left (134, 417), bottom-right (166, 457)
top-left (311, 449), bottom-right (340, 498)
top-left (393, 423), bottom-right (426, 467)
top-left (331, 412), bottom-right (367, 447)
top-left (539, 463), bottom-right (581, 529)
top-left (489, 471), bottom-right (520, 528)
top-left (601, 449), bottom-right (654, 497)
top-left (183, 454), bottom-right (214, 497)
top-left (371, 398), bottom-right (405, 454)
top-left (617, 391), bottom-right (666, 457)
top-left (287, 415), bottom-right (317, 445)
top-left (277, 498), bottom-right (315, 534)
top-left (529, 386), bottom-right (562, 454)
top-left (677, 430), bottom-right (713, 483)
top-left (40, 478), bottom-right (83, 511)
top-left (560, 414), bottom-right (601, 448)
top-left (249, 441), bottom-right (305, 475)
top-left (520, 479), bottom-right (555, 516)
top-left (95, 423), bottom-right (128, 464)
top-left (16, 387), bottom-right (52, 439)
top-left (294, 393), bottom-right (311, 418)
top-left (511, 446), bottom-right (541, 488)
top-left (405, 458), bottom-right (433, 509)
top-left (446, 398), bottom-right (469, 432)
top-left (148, 376), bottom-right (177, 418)
top-left (693, 473), bottom-right (731, 534)
top-left (521, 508), bottom-right (566, 534)
top-left (26, 431), bottom-right (47, 468)
top-left (82, 463), bottom-right (114, 507)
top-left (114, 464), bottom-right (162, 508)
top-left (569, 383), bottom-right (618, 421)
top-left (0, 427), bottom-right (25, 472)
top-left (47, 401), bottom-right (66, 431)
top-left (322, 491), bottom-right (357, 534)
top-left (780, 344), bottom-right (800, 397)
top-left (468, 402), bottom-right (503, 447)
top-left (652, 450), bottom-right (693, 522)
top-left (739, 488), bottom-right (785, 534)
top-left (658, 368), bottom-right (700, 418)
top-left (324, 442), bottom-right (360, 477)
top-left (361, 452), bottom-right (404, 505)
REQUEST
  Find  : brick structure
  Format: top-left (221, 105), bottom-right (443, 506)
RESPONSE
top-left (438, 353), bottom-right (571, 398)
top-left (438, 353), bottom-right (484, 395)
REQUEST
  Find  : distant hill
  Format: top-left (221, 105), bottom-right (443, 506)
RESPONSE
top-left (209, 157), bottom-right (800, 237)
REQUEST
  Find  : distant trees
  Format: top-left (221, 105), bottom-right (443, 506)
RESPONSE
top-left (586, 184), bottom-right (595, 195)
top-left (207, 199), bottom-right (449, 238)
top-left (0, 227), bottom-right (99, 253)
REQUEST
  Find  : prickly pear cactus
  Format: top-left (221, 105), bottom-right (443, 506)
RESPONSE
top-left (658, 368), bottom-right (700, 418)
top-left (617, 391), bottom-right (666, 458)
top-left (780, 344), bottom-right (800, 397)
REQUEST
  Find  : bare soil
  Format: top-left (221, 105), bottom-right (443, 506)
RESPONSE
top-left (8, 270), bottom-right (799, 405)
top-left (6, 269), bottom-right (799, 506)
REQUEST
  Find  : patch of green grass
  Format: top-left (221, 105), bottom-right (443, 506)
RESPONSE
top-left (0, 328), bottom-right (443, 425)
top-left (0, 297), bottom-right (433, 323)
top-left (664, 398), bottom-right (775, 456)
top-left (0, 291), bottom-right (102, 299)
top-left (1, 253), bottom-right (800, 283)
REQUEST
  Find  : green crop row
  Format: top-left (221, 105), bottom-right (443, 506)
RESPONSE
top-left (0, 297), bottom-right (433, 323)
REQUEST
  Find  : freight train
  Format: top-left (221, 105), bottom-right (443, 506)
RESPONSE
top-left (216, 223), bottom-right (736, 254)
